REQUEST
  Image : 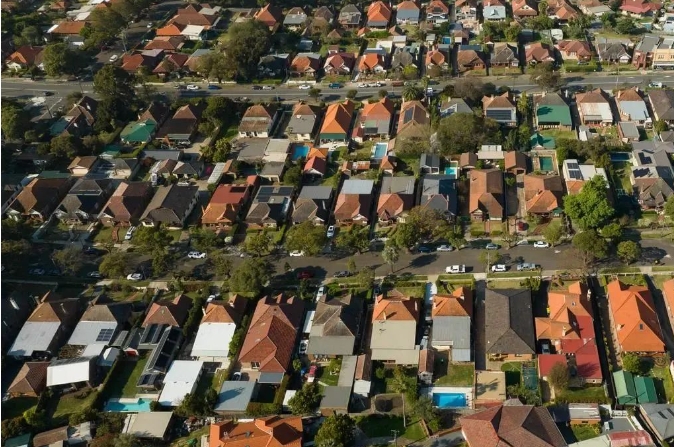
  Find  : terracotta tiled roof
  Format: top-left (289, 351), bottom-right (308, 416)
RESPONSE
top-left (7, 361), bottom-right (49, 396)
top-left (368, 0), bottom-right (392, 22)
top-left (617, 87), bottom-right (644, 102)
top-left (10, 177), bottom-right (71, 216)
top-left (380, 155), bottom-right (397, 171)
top-left (377, 193), bottom-right (411, 219)
top-left (457, 49), bottom-right (484, 66)
top-left (242, 104), bottom-right (276, 120)
top-left (373, 293), bottom-right (419, 321)
top-left (621, 0), bottom-right (661, 13)
top-left (156, 23), bottom-right (185, 36)
top-left (144, 36), bottom-right (185, 51)
top-left (142, 293), bottom-right (192, 327)
top-left (557, 40), bottom-right (592, 57)
top-left (576, 88), bottom-right (610, 104)
top-left (33, 427), bottom-right (69, 447)
top-left (201, 296), bottom-right (245, 324)
top-left (361, 96), bottom-right (394, 119)
top-left (209, 417), bottom-right (303, 447)
top-left (426, 0), bottom-right (449, 14)
top-left (307, 147), bottom-right (328, 159)
top-left (512, 0), bottom-right (538, 15)
top-left (535, 281), bottom-right (593, 340)
top-left (482, 92), bottom-right (515, 110)
top-left (50, 21), bottom-right (87, 35)
top-left (254, 3), bottom-right (283, 26)
top-left (28, 300), bottom-right (77, 323)
top-left (432, 287), bottom-right (473, 317)
top-left (505, 151), bottom-right (527, 172)
top-left (523, 174), bottom-right (564, 213)
top-left (359, 52), bottom-right (384, 70)
top-left (334, 194), bottom-right (372, 220)
top-left (607, 280), bottom-right (665, 352)
top-left (320, 100), bottom-right (354, 134)
top-left (304, 155), bottom-right (327, 174)
top-left (397, 100), bottom-right (429, 131)
top-left (538, 354), bottom-right (567, 377)
top-left (525, 42), bottom-right (554, 63)
top-left (664, 279), bottom-right (674, 323)
top-left (426, 49), bottom-right (446, 66)
top-left (7, 45), bottom-right (44, 66)
top-left (469, 169), bottom-right (504, 217)
top-left (290, 54), bottom-right (320, 73)
top-left (398, 0), bottom-right (420, 10)
top-left (201, 184), bottom-right (250, 225)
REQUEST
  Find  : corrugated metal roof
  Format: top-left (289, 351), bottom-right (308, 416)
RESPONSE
top-left (68, 321), bottom-right (118, 346)
top-left (8, 322), bottom-right (61, 357)
top-left (214, 381), bottom-right (255, 412)
top-left (47, 357), bottom-right (94, 386)
top-left (432, 316), bottom-right (470, 349)
top-left (190, 322), bottom-right (236, 358)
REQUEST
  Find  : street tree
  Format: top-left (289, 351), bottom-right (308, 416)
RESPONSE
top-left (198, 51), bottom-right (232, 83)
top-left (52, 246), bottom-right (83, 275)
top-left (543, 222), bottom-right (564, 246)
top-left (378, 89), bottom-right (388, 98)
top-left (1, 101), bottom-right (31, 141)
top-left (288, 383), bottom-right (321, 415)
top-left (315, 414), bottom-right (356, 447)
top-left (479, 250), bottom-right (503, 267)
top-left (600, 222), bottom-right (623, 243)
top-left (190, 228), bottom-right (221, 253)
top-left (42, 43), bottom-right (76, 77)
top-left (99, 252), bottom-right (130, 278)
top-left (245, 231), bottom-right (271, 257)
top-left (382, 241), bottom-right (400, 273)
top-left (308, 88), bottom-right (322, 101)
top-left (436, 113), bottom-right (502, 155)
top-left (529, 62), bottom-right (560, 91)
top-left (564, 176), bottom-right (614, 230)
top-left (347, 258), bottom-right (357, 273)
top-left (665, 195), bottom-right (674, 220)
top-left (133, 226), bottom-right (173, 252)
top-left (356, 266), bottom-right (375, 289)
top-left (622, 352), bottom-right (642, 375)
top-left (572, 230), bottom-right (609, 267)
top-left (335, 226), bottom-right (369, 254)
top-left (223, 20), bottom-right (270, 80)
top-left (93, 65), bottom-right (135, 111)
top-left (548, 362), bottom-right (569, 393)
top-left (617, 240), bottom-right (641, 264)
top-left (229, 258), bottom-right (272, 296)
top-left (211, 252), bottom-right (233, 278)
top-left (402, 85), bottom-right (422, 101)
top-left (454, 78), bottom-right (493, 104)
top-left (346, 89), bottom-right (358, 99)
top-left (517, 91), bottom-right (530, 119)
top-left (285, 221), bottom-right (327, 256)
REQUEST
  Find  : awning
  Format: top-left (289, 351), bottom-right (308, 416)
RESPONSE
top-left (258, 372), bottom-right (285, 384)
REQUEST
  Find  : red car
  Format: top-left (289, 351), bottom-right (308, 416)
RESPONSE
top-left (296, 270), bottom-right (314, 279)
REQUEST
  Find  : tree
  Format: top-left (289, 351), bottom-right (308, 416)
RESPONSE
top-left (93, 64), bottom-right (135, 110)
top-left (335, 226), bottom-right (370, 254)
top-left (615, 16), bottom-right (638, 34)
top-left (151, 250), bottom-right (172, 276)
top-left (283, 164), bottom-right (302, 186)
top-left (665, 195), bottom-right (674, 220)
top-left (572, 230), bottom-right (609, 267)
top-left (600, 222), bottom-right (623, 243)
top-left (412, 396), bottom-right (441, 432)
top-left (378, 89), bottom-right (388, 98)
top-left (198, 51), bottom-right (233, 82)
top-left (315, 414), bottom-right (356, 447)
top-left (14, 25), bottom-right (41, 46)
top-left (529, 62), bottom-right (560, 91)
top-left (224, 20), bottom-right (271, 81)
top-left (346, 89), bottom-right (358, 99)
top-left (293, 358), bottom-right (302, 372)
top-left (245, 231), bottom-right (271, 257)
top-left (436, 113), bottom-right (502, 155)
top-left (308, 88), bottom-right (322, 101)
top-left (548, 362), bottom-right (569, 393)
top-left (617, 240), bottom-right (641, 264)
top-left (212, 252), bottom-right (233, 278)
top-left (99, 252), bottom-right (130, 278)
top-left (42, 43), bottom-right (77, 77)
top-left (1, 101), bottom-right (30, 141)
top-left (543, 222), bottom-right (564, 246)
top-left (285, 221), bottom-right (327, 256)
top-left (654, 120), bottom-right (668, 134)
top-left (601, 12), bottom-right (617, 29)
top-left (229, 258), bottom-right (272, 295)
top-left (23, 407), bottom-right (46, 430)
top-left (202, 138), bottom-right (231, 163)
top-left (382, 241), bottom-right (400, 273)
top-left (191, 228), bottom-right (220, 253)
top-left (622, 352), bottom-right (642, 375)
top-left (113, 433), bottom-right (140, 447)
top-left (134, 226), bottom-right (173, 252)
top-left (53, 246), bottom-right (83, 275)
top-left (203, 96), bottom-right (235, 132)
top-left (517, 91), bottom-right (530, 119)
top-left (347, 258), bottom-right (357, 273)
top-left (2, 417), bottom-right (29, 443)
top-left (84, 7), bottom-right (126, 49)
top-left (50, 135), bottom-right (81, 159)
top-left (480, 250), bottom-right (502, 267)
top-left (454, 78), bottom-right (493, 104)
top-left (356, 266), bottom-right (375, 289)
top-left (564, 176), bottom-right (614, 230)
top-left (288, 383), bottom-right (322, 415)
top-left (402, 85), bottom-right (422, 101)
top-left (504, 23), bottom-right (521, 42)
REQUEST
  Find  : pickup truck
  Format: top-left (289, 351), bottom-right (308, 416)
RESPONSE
top-left (445, 265), bottom-right (466, 274)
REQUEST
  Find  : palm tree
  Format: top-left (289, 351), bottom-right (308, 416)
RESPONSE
top-left (402, 84), bottom-right (422, 101)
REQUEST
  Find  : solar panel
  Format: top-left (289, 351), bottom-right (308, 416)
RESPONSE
top-left (486, 110), bottom-right (513, 121)
top-left (96, 328), bottom-right (115, 342)
top-left (568, 162), bottom-right (580, 170)
top-left (568, 169), bottom-right (582, 180)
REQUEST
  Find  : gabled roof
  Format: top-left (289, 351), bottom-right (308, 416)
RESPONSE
top-left (359, 52), bottom-right (385, 70)
top-left (397, 100), bottom-right (429, 136)
top-left (457, 48), bottom-right (484, 66)
top-left (304, 156), bottom-right (327, 175)
top-left (290, 53), bottom-right (321, 73)
top-left (361, 96), bottom-right (394, 119)
top-left (334, 194), bottom-right (372, 221)
top-left (607, 280), bottom-right (664, 352)
top-left (621, 0), bottom-right (661, 14)
top-left (523, 174), bottom-right (564, 213)
top-left (9, 177), bottom-right (71, 216)
top-left (254, 3), bottom-right (283, 26)
top-left (576, 88), bottom-right (610, 104)
top-left (140, 184), bottom-right (198, 225)
top-left (8, 361), bottom-right (49, 395)
top-left (485, 289), bottom-right (535, 355)
top-left (377, 192), bottom-right (413, 219)
top-left (143, 293), bottom-right (192, 327)
top-left (156, 23), bottom-right (186, 36)
top-left (201, 296), bottom-right (245, 324)
top-left (491, 43), bottom-right (518, 64)
top-left (649, 89), bottom-right (674, 121)
top-left (312, 293), bottom-right (362, 338)
top-left (426, 0), bottom-right (450, 14)
top-left (483, 92), bottom-right (516, 110)
top-left (49, 20), bottom-right (88, 35)
top-left (7, 45), bottom-right (44, 66)
top-left (373, 292), bottom-right (419, 322)
top-left (100, 181), bottom-right (153, 222)
top-left (512, 0), bottom-right (538, 15)
top-left (505, 151), bottom-right (527, 172)
top-left (640, 403), bottom-right (674, 441)
top-left (432, 287), bottom-right (473, 317)
top-left (144, 36), bottom-right (185, 51)
top-left (525, 42), bottom-right (555, 63)
top-left (209, 417), bottom-right (303, 447)
top-left (557, 39), bottom-right (592, 57)
top-left (469, 169), bottom-right (504, 217)
top-left (367, 0), bottom-right (392, 22)
top-left (320, 100), bottom-right (354, 135)
top-left (201, 184), bottom-right (251, 225)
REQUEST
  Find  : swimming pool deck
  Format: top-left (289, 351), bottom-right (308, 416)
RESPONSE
top-left (475, 370), bottom-right (506, 404)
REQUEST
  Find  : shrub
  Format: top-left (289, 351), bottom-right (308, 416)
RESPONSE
top-left (246, 402), bottom-right (282, 417)
top-left (470, 229), bottom-right (485, 238)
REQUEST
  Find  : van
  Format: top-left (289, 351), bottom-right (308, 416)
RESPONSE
top-left (445, 265), bottom-right (466, 274)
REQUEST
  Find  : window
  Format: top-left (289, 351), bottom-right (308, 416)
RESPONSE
top-left (251, 362), bottom-right (260, 369)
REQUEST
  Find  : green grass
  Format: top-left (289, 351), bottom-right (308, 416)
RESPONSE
top-left (556, 386), bottom-right (609, 404)
top-left (438, 274), bottom-right (475, 281)
top-left (104, 355), bottom-right (150, 399)
top-left (490, 272), bottom-right (540, 278)
top-left (52, 389), bottom-right (98, 421)
top-left (436, 363), bottom-right (475, 386)
top-left (572, 424), bottom-right (601, 442)
top-left (171, 426), bottom-right (209, 447)
top-left (539, 129), bottom-right (577, 141)
top-left (487, 280), bottom-right (526, 289)
top-left (355, 415), bottom-right (426, 441)
top-left (501, 362), bottom-right (523, 387)
top-left (316, 366), bottom-right (339, 386)
top-left (2, 396), bottom-right (38, 420)
top-left (650, 364), bottom-right (674, 403)
top-left (222, 123), bottom-right (239, 141)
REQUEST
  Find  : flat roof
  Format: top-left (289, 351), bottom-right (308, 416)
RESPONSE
top-left (158, 361), bottom-right (203, 406)
top-left (303, 310), bottom-right (315, 334)
top-left (320, 386), bottom-right (352, 409)
top-left (8, 322), bottom-right (61, 357)
top-left (214, 381), bottom-right (256, 412)
top-left (123, 412), bottom-right (173, 439)
top-left (47, 357), bottom-right (93, 387)
top-left (191, 322), bottom-right (236, 358)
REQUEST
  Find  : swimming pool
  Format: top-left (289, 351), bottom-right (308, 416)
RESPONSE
top-left (291, 144), bottom-right (310, 161)
top-left (104, 397), bottom-right (153, 413)
top-left (611, 152), bottom-right (632, 162)
top-left (539, 156), bottom-right (554, 172)
top-left (444, 167), bottom-right (459, 178)
top-left (371, 142), bottom-right (388, 159)
top-left (433, 393), bottom-right (467, 408)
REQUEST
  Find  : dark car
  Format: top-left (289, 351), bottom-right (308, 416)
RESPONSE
top-left (417, 245), bottom-right (433, 253)
top-left (297, 270), bottom-right (315, 279)
top-left (328, 83), bottom-right (342, 89)
top-left (207, 84), bottom-right (221, 90)
top-left (251, 85), bottom-right (262, 90)
top-left (44, 91), bottom-right (54, 96)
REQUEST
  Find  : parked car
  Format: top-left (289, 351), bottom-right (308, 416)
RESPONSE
top-left (358, 82), bottom-right (367, 88)
top-left (516, 263), bottom-right (538, 271)
top-left (437, 245), bottom-right (453, 252)
top-left (299, 340), bottom-right (309, 355)
top-left (29, 268), bottom-right (46, 276)
top-left (262, 85), bottom-right (274, 90)
top-left (296, 269), bottom-right (314, 279)
top-left (186, 84), bottom-right (199, 90)
top-left (328, 83), bottom-right (341, 89)
top-left (334, 270), bottom-right (351, 278)
top-left (541, 342), bottom-right (551, 354)
top-left (326, 225), bottom-right (335, 238)
top-left (289, 250), bottom-right (304, 257)
top-left (251, 85), bottom-right (262, 90)
top-left (109, 54), bottom-right (118, 62)
top-left (88, 271), bottom-right (102, 278)
top-left (298, 84), bottom-right (312, 90)
top-left (307, 365), bottom-right (317, 382)
top-left (485, 243), bottom-right (500, 250)
top-left (207, 84), bottom-right (221, 90)
top-left (124, 226), bottom-right (137, 241)
top-left (146, 21), bottom-right (153, 28)
top-left (316, 286), bottom-right (326, 301)
top-left (445, 265), bottom-right (466, 274)
top-left (232, 372), bottom-right (242, 381)
top-left (188, 251), bottom-right (206, 259)
top-left (127, 273), bottom-right (144, 281)
top-left (417, 245), bottom-right (433, 253)
top-left (533, 241), bottom-right (550, 248)
top-left (650, 82), bottom-right (664, 88)
top-left (490, 264), bottom-right (507, 272)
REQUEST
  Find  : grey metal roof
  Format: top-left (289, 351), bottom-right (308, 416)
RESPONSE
top-left (618, 100), bottom-right (650, 121)
top-left (341, 179), bottom-right (374, 195)
top-left (287, 112), bottom-right (318, 135)
top-left (68, 321), bottom-right (118, 346)
top-left (232, 138), bottom-right (269, 161)
top-left (420, 153), bottom-right (440, 168)
top-left (258, 372), bottom-right (285, 384)
top-left (123, 412), bottom-right (173, 439)
top-left (320, 386), bottom-right (351, 409)
top-left (261, 161), bottom-right (285, 178)
top-left (299, 185), bottom-right (333, 200)
top-left (635, 34), bottom-right (661, 53)
top-left (640, 403), bottom-right (674, 440)
top-left (142, 150), bottom-right (183, 160)
top-left (432, 315), bottom-right (470, 349)
top-left (380, 176), bottom-right (415, 195)
top-left (618, 122), bottom-right (640, 139)
top-left (420, 175), bottom-right (457, 214)
top-left (338, 355), bottom-right (357, 387)
top-left (440, 98), bottom-right (472, 117)
top-left (8, 322), bottom-right (61, 357)
top-left (215, 381), bottom-right (256, 412)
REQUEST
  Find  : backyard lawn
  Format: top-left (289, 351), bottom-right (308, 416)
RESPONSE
top-left (556, 386), bottom-right (608, 404)
top-left (571, 424), bottom-right (601, 442)
top-left (501, 362), bottom-right (523, 387)
top-left (610, 161), bottom-right (633, 193)
top-left (316, 366), bottom-right (339, 387)
top-left (171, 426), bottom-right (209, 447)
top-left (540, 129), bottom-right (577, 141)
top-left (104, 355), bottom-right (150, 399)
top-left (52, 389), bottom-right (98, 423)
top-left (356, 415), bottom-right (426, 442)
top-left (436, 363), bottom-right (475, 387)
top-left (649, 363), bottom-right (674, 403)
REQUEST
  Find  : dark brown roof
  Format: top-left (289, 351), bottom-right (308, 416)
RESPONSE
top-left (100, 181), bottom-right (154, 223)
top-left (33, 426), bottom-right (69, 447)
top-left (142, 293), bottom-right (192, 327)
top-left (7, 361), bottom-right (49, 395)
top-left (9, 177), bottom-right (71, 216)
top-left (485, 289), bottom-right (535, 355)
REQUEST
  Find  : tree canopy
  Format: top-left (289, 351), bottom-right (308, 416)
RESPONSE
top-left (229, 258), bottom-right (272, 295)
top-left (315, 414), bottom-right (356, 447)
top-left (564, 176), bottom-right (614, 230)
top-left (288, 383), bottom-right (321, 415)
top-left (99, 252), bottom-right (130, 278)
top-left (572, 230), bottom-right (609, 267)
top-left (42, 43), bottom-right (77, 76)
top-left (284, 221), bottom-right (326, 256)
top-left (53, 246), bottom-right (83, 275)
top-left (617, 240), bottom-right (641, 264)
top-left (223, 21), bottom-right (271, 81)
top-left (436, 113), bottom-right (502, 155)
top-left (1, 100), bottom-right (31, 141)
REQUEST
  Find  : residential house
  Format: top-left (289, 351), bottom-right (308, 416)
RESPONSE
top-left (5, 46), bottom-right (44, 71)
top-left (431, 287), bottom-right (473, 362)
top-left (257, 53), bottom-right (289, 78)
top-left (292, 185), bottom-right (333, 225)
top-left (370, 291), bottom-right (420, 365)
top-left (289, 53), bottom-right (321, 78)
top-left (523, 175), bottom-right (564, 216)
top-left (512, 0), bottom-right (538, 18)
top-left (621, 0), bottom-right (661, 16)
top-left (619, 122), bottom-right (641, 142)
top-left (461, 405), bottom-right (566, 447)
top-left (7, 361), bottom-right (49, 397)
top-left (459, 152), bottom-right (479, 171)
top-left (482, 93), bottom-right (517, 126)
top-left (144, 36), bottom-right (185, 53)
top-left (49, 96), bottom-right (98, 137)
top-left (580, 0), bottom-right (613, 15)
top-left (420, 153), bottom-right (441, 173)
top-left (313, 6), bottom-right (334, 24)
top-left (239, 293), bottom-right (304, 378)
top-left (284, 6), bottom-right (308, 30)
top-left (485, 289), bottom-right (536, 361)
top-left (324, 52), bottom-right (356, 75)
top-left (254, 4), bottom-right (283, 31)
top-left (121, 102), bottom-right (171, 144)
top-left (457, 46), bottom-right (486, 72)
top-left (663, 279), bottom-right (674, 332)
top-left (534, 92), bottom-right (573, 129)
top-left (607, 279), bottom-right (665, 353)
top-left (171, 4), bottom-right (221, 29)
top-left (2, 288), bottom-right (37, 355)
top-left (426, 0), bottom-right (450, 24)
top-left (483, 0), bottom-right (507, 20)
top-left (455, 0), bottom-right (478, 28)
top-left (367, 1), bottom-right (392, 28)
top-left (597, 42), bottom-right (631, 64)
top-left (640, 403), bottom-right (674, 444)
top-left (139, 184), bottom-right (199, 228)
top-left (54, 178), bottom-right (114, 224)
top-left (562, 159), bottom-right (610, 195)
top-left (334, 179), bottom-right (375, 226)
top-left (630, 141), bottom-right (674, 209)
top-left (649, 89), bottom-right (674, 123)
top-left (153, 158), bottom-right (205, 180)
top-left (152, 53), bottom-right (189, 76)
top-left (426, 46), bottom-right (451, 73)
top-left (525, 42), bottom-right (556, 64)
top-left (156, 23), bottom-right (186, 37)
top-left (123, 412), bottom-right (174, 440)
top-left (469, 169), bottom-right (504, 221)
top-left (143, 293), bottom-right (192, 327)
top-left (67, 301), bottom-right (130, 352)
top-left (47, 21), bottom-right (89, 38)
top-left (505, 151), bottom-right (527, 175)
top-left (338, 4), bottom-right (362, 29)
top-left (556, 40), bottom-right (592, 62)
top-left (419, 175), bottom-right (457, 217)
top-left (439, 98), bottom-right (472, 117)
top-left (6, 177), bottom-right (72, 222)
top-left (359, 52), bottom-right (386, 74)
top-left (396, 100), bottom-right (430, 146)
top-left (68, 156), bottom-right (99, 176)
top-left (396, 0), bottom-right (421, 24)
top-left (308, 293), bottom-right (363, 359)
top-left (391, 43), bottom-right (420, 73)
top-left (191, 296), bottom-right (245, 364)
top-left (377, 176), bottom-right (415, 225)
top-left (238, 104), bottom-right (279, 138)
top-left (7, 298), bottom-right (79, 359)
top-left (547, 0), bottom-right (579, 22)
top-left (490, 43), bottom-right (519, 68)
top-left (352, 97), bottom-right (394, 142)
top-left (633, 34), bottom-right (661, 68)
top-left (185, 48), bottom-right (212, 74)
top-left (616, 87), bottom-right (651, 124)
top-left (98, 182), bottom-right (154, 227)
top-left (304, 156), bottom-right (327, 177)
top-left (201, 184), bottom-right (253, 231)
top-left (576, 89), bottom-right (614, 126)
top-left (32, 424), bottom-right (93, 447)
top-left (120, 51), bottom-right (163, 73)
top-left (246, 185), bottom-right (294, 229)
top-left (209, 417), bottom-right (303, 447)
top-left (155, 103), bottom-right (204, 143)
top-left (535, 282), bottom-right (602, 384)
top-left (319, 100), bottom-right (355, 142)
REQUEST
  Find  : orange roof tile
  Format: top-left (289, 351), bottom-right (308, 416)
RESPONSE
top-left (320, 100), bottom-right (354, 135)
top-left (373, 293), bottom-right (420, 321)
top-left (432, 287), bottom-right (473, 317)
top-left (210, 417), bottom-right (303, 447)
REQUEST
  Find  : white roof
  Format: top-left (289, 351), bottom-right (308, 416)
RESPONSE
top-left (283, 390), bottom-right (297, 407)
top-left (82, 343), bottom-right (107, 357)
top-left (181, 25), bottom-right (205, 37)
top-left (190, 323), bottom-right (236, 358)
top-left (158, 360), bottom-right (203, 406)
top-left (303, 310), bottom-right (315, 334)
top-left (68, 321), bottom-right (118, 346)
top-left (8, 322), bottom-right (61, 357)
top-left (208, 162), bottom-right (227, 184)
top-left (47, 357), bottom-right (93, 386)
top-left (123, 412), bottom-right (174, 439)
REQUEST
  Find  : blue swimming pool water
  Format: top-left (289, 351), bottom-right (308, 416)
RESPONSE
top-left (539, 156), bottom-right (554, 171)
top-left (442, 36), bottom-right (452, 44)
top-left (611, 152), bottom-right (632, 162)
top-left (292, 145), bottom-right (310, 160)
top-left (444, 167), bottom-right (458, 178)
top-left (372, 142), bottom-right (388, 159)
top-left (433, 393), bottom-right (467, 408)
top-left (104, 398), bottom-right (153, 412)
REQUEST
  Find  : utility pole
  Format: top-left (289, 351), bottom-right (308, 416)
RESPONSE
top-left (401, 392), bottom-right (406, 427)
top-left (391, 430), bottom-right (399, 447)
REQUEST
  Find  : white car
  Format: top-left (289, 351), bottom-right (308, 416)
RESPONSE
top-left (316, 285), bottom-right (325, 302)
top-left (146, 22), bottom-right (153, 28)
top-left (124, 226), bottom-right (137, 241)
top-left (188, 251), bottom-right (207, 259)
top-left (326, 225), bottom-right (335, 238)
top-left (298, 84), bottom-right (311, 90)
top-left (298, 340), bottom-right (309, 355)
top-left (491, 264), bottom-right (507, 272)
top-left (127, 273), bottom-right (143, 281)
top-left (109, 54), bottom-right (118, 62)
top-left (534, 241), bottom-right (550, 248)
top-left (649, 82), bottom-right (664, 88)
top-left (445, 265), bottom-right (466, 274)
top-left (358, 82), bottom-right (367, 88)
top-left (289, 250), bottom-right (304, 257)
top-left (186, 84), bottom-right (199, 90)
top-left (437, 245), bottom-right (454, 252)
top-left (262, 85), bottom-right (274, 90)
top-left (88, 271), bottom-right (102, 278)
